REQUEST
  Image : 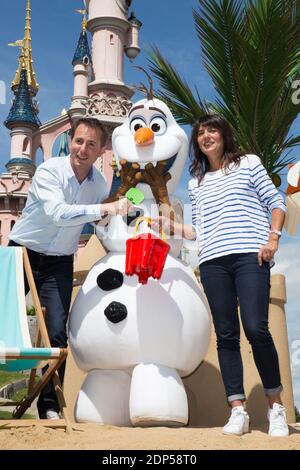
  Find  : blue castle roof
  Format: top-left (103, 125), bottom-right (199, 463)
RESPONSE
top-left (72, 30), bottom-right (92, 66)
top-left (4, 68), bottom-right (40, 130)
top-left (57, 131), bottom-right (70, 157)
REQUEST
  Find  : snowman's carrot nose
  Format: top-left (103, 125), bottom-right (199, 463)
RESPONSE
top-left (134, 127), bottom-right (154, 146)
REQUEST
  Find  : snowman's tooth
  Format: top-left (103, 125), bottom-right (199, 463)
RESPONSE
top-left (137, 161), bottom-right (158, 170)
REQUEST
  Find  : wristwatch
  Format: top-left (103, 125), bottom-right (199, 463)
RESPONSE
top-left (269, 229), bottom-right (282, 237)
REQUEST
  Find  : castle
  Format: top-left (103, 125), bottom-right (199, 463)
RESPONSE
top-left (0, 0), bottom-right (142, 246)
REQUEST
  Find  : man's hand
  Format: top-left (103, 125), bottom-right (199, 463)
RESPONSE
top-left (258, 238), bottom-right (279, 266)
top-left (101, 198), bottom-right (133, 216)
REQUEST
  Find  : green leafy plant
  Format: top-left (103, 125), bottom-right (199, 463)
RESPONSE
top-left (0, 371), bottom-right (28, 388)
top-left (26, 305), bottom-right (36, 316)
top-left (0, 410), bottom-right (35, 420)
top-left (295, 405), bottom-right (300, 422)
top-left (148, 0), bottom-right (300, 185)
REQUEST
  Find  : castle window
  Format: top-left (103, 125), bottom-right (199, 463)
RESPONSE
top-left (23, 137), bottom-right (30, 154)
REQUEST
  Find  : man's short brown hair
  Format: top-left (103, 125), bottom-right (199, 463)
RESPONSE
top-left (70, 117), bottom-right (108, 147)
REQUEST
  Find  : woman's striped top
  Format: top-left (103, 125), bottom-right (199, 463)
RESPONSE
top-left (188, 154), bottom-right (286, 265)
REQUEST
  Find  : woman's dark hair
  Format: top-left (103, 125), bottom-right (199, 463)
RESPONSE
top-left (189, 114), bottom-right (242, 183)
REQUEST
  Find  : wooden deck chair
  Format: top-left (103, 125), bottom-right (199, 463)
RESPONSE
top-left (0, 246), bottom-right (71, 432)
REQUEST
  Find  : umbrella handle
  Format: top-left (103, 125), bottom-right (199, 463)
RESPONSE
top-left (133, 216), bottom-right (167, 241)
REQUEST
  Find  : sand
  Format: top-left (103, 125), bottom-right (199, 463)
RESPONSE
top-left (0, 423), bottom-right (299, 450)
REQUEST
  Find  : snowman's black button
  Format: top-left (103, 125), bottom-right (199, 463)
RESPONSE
top-left (97, 269), bottom-right (123, 290)
top-left (104, 301), bottom-right (127, 324)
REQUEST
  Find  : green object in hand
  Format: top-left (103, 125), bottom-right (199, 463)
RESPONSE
top-left (125, 187), bottom-right (145, 205)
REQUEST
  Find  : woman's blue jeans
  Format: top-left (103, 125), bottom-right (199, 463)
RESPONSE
top-left (200, 253), bottom-right (282, 403)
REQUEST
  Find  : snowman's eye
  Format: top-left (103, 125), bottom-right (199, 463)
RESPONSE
top-left (97, 269), bottom-right (123, 291)
top-left (150, 116), bottom-right (167, 135)
top-left (130, 117), bottom-right (146, 134)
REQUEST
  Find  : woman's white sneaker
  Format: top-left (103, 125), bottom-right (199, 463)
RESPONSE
top-left (268, 403), bottom-right (289, 437)
top-left (222, 406), bottom-right (249, 436)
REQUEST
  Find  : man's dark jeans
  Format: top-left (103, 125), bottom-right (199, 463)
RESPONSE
top-left (8, 241), bottom-right (73, 416)
top-left (200, 252), bottom-right (282, 402)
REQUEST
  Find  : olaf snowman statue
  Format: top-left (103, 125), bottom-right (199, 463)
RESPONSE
top-left (69, 71), bottom-right (211, 427)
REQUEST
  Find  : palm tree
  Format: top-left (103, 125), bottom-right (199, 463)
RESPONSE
top-left (148, 0), bottom-right (300, 185)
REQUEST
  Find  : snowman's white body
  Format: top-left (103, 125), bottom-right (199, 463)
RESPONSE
top-left (69, 98), bottom-right (211, 426)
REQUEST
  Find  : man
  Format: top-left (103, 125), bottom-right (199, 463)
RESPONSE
top-left (9, 117), bottom-right (132, 419)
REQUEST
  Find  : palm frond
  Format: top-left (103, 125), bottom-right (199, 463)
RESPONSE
top-left (148, 47), bottom-right (210, 125)
top-left (193, 0), bottom-right (245, 125)
top-left (238, 1), bottom-right (300, 151)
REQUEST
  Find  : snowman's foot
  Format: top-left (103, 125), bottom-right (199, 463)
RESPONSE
top-left (129, 363), bottom-right (188, 427)
top-left (75, 369), bottom-right (131, 426)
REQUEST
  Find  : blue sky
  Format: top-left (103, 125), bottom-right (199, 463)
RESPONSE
top-left (0, 0), bottom-right (300, 411)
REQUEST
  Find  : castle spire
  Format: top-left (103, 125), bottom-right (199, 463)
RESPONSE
top-left (69, 9), bottom-right (92, 119)
top-left (73, 9), bottom-right (92, 66)
top-left (5, 64), bottom-right (41, 130)
top-left (11, 0), bottom-right (39, 97)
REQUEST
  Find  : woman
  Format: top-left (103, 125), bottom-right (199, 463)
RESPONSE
top-left (152, 114), bottom-right (288, 436)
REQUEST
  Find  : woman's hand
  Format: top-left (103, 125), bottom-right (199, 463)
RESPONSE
top-left (258, 209), bottom-right (285, 266)
top-left (150, 216), bottom-right (197, 241)
top-left (150, 215), bottom-right (174, 234)
top-left (257, 238), bottom-right (279, 266)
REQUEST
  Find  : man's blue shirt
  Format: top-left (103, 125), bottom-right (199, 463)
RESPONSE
top-left (10, 156), bottom-right (108, 255)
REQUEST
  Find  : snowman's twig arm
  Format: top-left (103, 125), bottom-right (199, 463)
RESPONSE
top-left (143, 162), bottom-right (172, 207)
top-left (142, 162), bottom-right (179, 235)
